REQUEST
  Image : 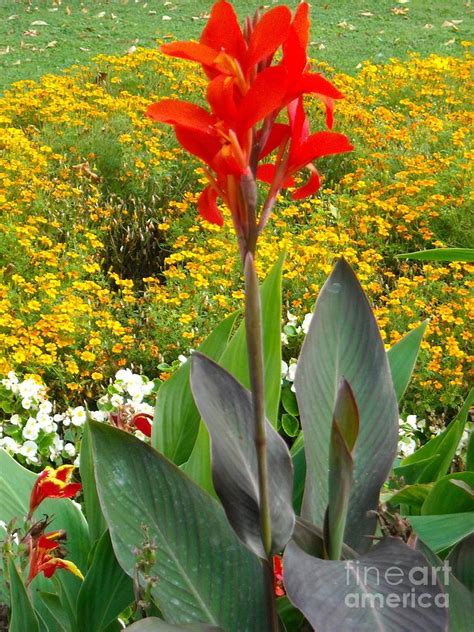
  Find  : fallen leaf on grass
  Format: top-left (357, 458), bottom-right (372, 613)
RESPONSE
top-left (127, 45), bottom-right (137, 54)
top-left (45, 41), bottom-right (57, 48)
top-left (391, 7), bottom-right (409, 15)
top-left (79, 47), bottom-right (90, 52)
top-left (23, 30), bottom-right (38, 37)
top-left (444, 38), bottom-right (456, 46)
top-left (162, 15), bottom-right (172, 20)
top-left (0, 47), bottom-right (11, 55)
top-left (96, 11), bottom-right (106, 18)
top-left (424, 24), bottom-right (434, 29)
top-left (442, 20), bottom-right (463, 30)
top-left (338, 20), bottom-right (356, 31)
top-left (7, 15), bottom-right (19, 20)
top-left (31, 20), bottom-right (48, 26)
top-left (66, 6), bottom-right (72, 16)
top-left (360, 12), bottom-right (374, 17)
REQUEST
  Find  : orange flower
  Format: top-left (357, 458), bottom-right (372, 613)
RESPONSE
top-left (26, 530), bottom-right (84, 586)
top-left (28, 465), bottom-right (82, 518)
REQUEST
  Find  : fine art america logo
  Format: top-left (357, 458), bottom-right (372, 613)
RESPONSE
top-left (344, 560), bottom-right (450, 609)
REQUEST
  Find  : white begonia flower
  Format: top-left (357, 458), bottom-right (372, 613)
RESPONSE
top-left (9, 414), bottom-right (21, 426)
top-left (115, 368), bottom-right (134, 383)
top-left (22, 418), bottom-right (40, 441)
top-left (281, 332), bottom-right (289, 345)
top-left (63, 443), bottom-right (76, 457)
top-left (3, 371), bottom-right (19, 391)
top-left (90, 410), bottom-right (108, 422)
top-left (286, 311), bottom-right (298, 325)
top-left (36, 411), bottom-right (53, 429)
top-left (18, 378), bottom-right (42, 401)
top-left (71, 406), bottom-right (87, 427)
top-left (19, 440), bottom-right (38, 462)
top-left (178, 354), bottom-right (188, 365)
top-left (406, 415), bottom-right (417, 430)
top-left (53, 412), bottom-right (65, 422)
top-left (0, 437), bottom-right (19, 454)
top-left (139, 403), bottom-right (154, 417)
top-left (287, 362), bottom-right (298, 382)
top-left (302, 313), bottom-right (313, 335)
top-left (49, 436), bottom-right (64, 458)
top-left (281, 360), bottom-right (289, 378)
top-left (73, 455), bottom-right (81, 468)
top-left (398, 438), bottom-right (416, 458)
top-left (142, 380), bottom-right (155, 396)
top-left (39, 400), bottom-right (53, 414)
top-left (21, 398), bottom-right (33, 410)
top-left (110, 393), bottom-right (124, 408)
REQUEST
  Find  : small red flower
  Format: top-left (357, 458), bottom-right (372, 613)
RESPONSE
top-left (273, 555), bottom-right (285, 597)
top-left (26, 530), bottom-right (84, 586)
top-left (28, 465), bottom-right (82, 518)
top-left (132, 413), bottom-right (153, 438)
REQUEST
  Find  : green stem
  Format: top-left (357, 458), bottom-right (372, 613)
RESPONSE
top-left (244, 252), bottom-right (278, 630)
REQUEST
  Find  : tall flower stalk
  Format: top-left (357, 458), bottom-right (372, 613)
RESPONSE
top-left (147, 1), bottom-right (352, 623)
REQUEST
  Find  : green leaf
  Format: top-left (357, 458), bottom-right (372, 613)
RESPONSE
top-left (387, 484), bottom-right (433, 509)
top-left (447, 533), bottom-right (474, 592)
top-left (190, 353), bottom-right (294, 558)
top-left (80, 422), bottom-right (107, 544)
top-left (417, 539), bottom-right (474, 631)
top-left (396, 248), bottom-right (474, 262)
top-left (281, 414), bottom-right (299, 438)
top-left (421, 472), bottom-right (474, 515)
top-left (125, 620), bottom-right (222, 631)
top-left (89, 422), bottom-right (270, 630)
top-left (290, 434), bottom-right (306, 515)
top-left (281, 387), bottom-right (299, 416)
top-left (181, 422), bottom-right (215, 496)
top-left (219, 252), bottom-right (285, 426)
top-left (325, 378), bottom-right (359, 560)
top-left (294, 258), bottom-right (399, 551)
top-left (284, 537), bottom-right (448, 631)
top-left (152, 312), bottom-right (239, 465)
top-left (34, 592), bottom-right (71, 632)
top-left (77, 530), bottom-right (134, 632)
top-left (387, 321), bottom-right (428, 402)
top-left (8, 557), bottom-right (40, 632)
top-left (466, 429), bottom-right (474, 472)
top-left (408, 513), bottom-right (474, 552)
top-left (276, 597), bottom-right (305, 632)
top-left (395, 388), bottom-right (474, 483)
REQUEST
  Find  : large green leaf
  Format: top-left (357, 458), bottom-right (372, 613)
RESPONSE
top-left (387, 321), bottom-right (428, 402)
top-left (181, 422), bottom-right (215, 496)
top-left (421, 472), bottom-right (474, 515)
top-left (386, 483), bottom-right (433, 510)
top-left (89, 421), bottom-right (270, 630)
top-left (396, 248), bottom-right (474, 262)
top-left (409, 513), bottom-right (474, 553)
top-left (219, 252), bottom-right (285, 426)
top-left (447, 533), bottom-right (474, 592)
top-left (284, 537), bottom-right (448, 632)
top-left (190, 353), bottom-right (294, 558)
top-left (466, 429), bottom-right (474, 472)
top-left (34, 592), bottom-right (71, 632)
top-left (76, 530), bottom-right (134, 631)
top-left (417, 539), bottom-right (474, 631)
top-left (126, 620), bottom-right (222, 631)
top-left (290, 433), bottom-right (306, 515)
top-left (152, 312), bottom-right (239, 465)
top-left (395, 388), bottom-right (474, 484)
top-left (294, 258), bottom-right (399, 551)
top-left (8, 557), bottom-right (40, 632)
top-left (80, 422), bottom-right (107, 544)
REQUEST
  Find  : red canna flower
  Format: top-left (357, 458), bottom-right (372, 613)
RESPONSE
top-left (132, 412), bottom-right (153, 437)
top-left (28, 465), bottom-right (82, 518)
top-left (26, 530), bottom-right (84, 586)
top-left (146, 0), bottom-right (352, 257)
top-left (273, 555), bottom-right (286, 597)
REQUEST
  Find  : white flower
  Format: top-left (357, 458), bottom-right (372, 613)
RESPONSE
top-left (21, 398), bottom-right (33, 410)
top-left (9, 414), bottom-right (21, 426)
top-left (0, 437), bottom-right (19, 454)
top-left (115, 368), bottom-right (134, 383)
top-left (406, 415), bottom-right (417, 430)
top-left (49, 436), bottom-right (64, 459)
top-left (287, 311), bottom-right (298, 325)
top-left (281, 332), bottom-right (289, 345)
top-left (19, 440), bottom-right (38, 462)
top-left (2, 371), bottom-right (19, 391)
top-left (53, 412), bottom-right (66, 422)
top-left (36, 411), bottom-right (53, 430)
top-left (287, 363), bottom-right (297, 382)
top-left (110, 394), bottom-right (124, 408)
top-left (63, 443), bottom-right (76, 457)
top-left (73, 455), bottom-right (81, 468)
top-left (302, 313), bottom-right (313, 335)
top-left (90, 410), bottom-right (108, 422)
top-left (18, 378), bottom-right (42, 401)
top-left (22, 418), bottom-right (40, 441)
top-left (70, 406), bottom-right (87, 427)
top-left (178, 354), bottom-right (188, 365)
top-left (62, 415), bottom-right (71, 427)
top-left (39, 400), bottom-right (53, 414)
top-left (139, 403), bottom-right (154, 417)
top-left (398, 438), bottom-right (416, 458)
top-left (281, 360), bottom-right (289, 378)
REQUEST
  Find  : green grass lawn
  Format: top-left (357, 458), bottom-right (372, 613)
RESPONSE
top-left (1, 0), bottom-right (472, 92)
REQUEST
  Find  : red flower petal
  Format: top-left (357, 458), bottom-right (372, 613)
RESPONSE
top-left (146, 100), bottom-right (215, 133)
top-left (207, 75), bottom-right (239, 124)
top-left (291, 72), bottom-right (344, 100)
top-left (283, 2), bottom-right (310, 74)
top-left (238, 65), bottom-right (288, 130)
top-left (200, 0), bottom-right (246, 62)
top-left (257, 163), bottom-right (294, 188)
top-left (54, 464), bottom-right (74, 482)
top-left (246, 6), bottom-right (292, 69)
top-left (133, 413), bottom-right (153, 437)
top-left (175, 126), bottom-right (221, 166)
top-left (291, 131), bottom-right (353, 169)
top-left (292, 166), bottom-right (321, 199)
top-left (258, 123), bottom-right (290, 159)
top-left (198, 186), bottom-right (224, 226)
top-left (160, 41), bottom-right (219, 67)
top-left (288, 97), bottom-right (309, 146)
